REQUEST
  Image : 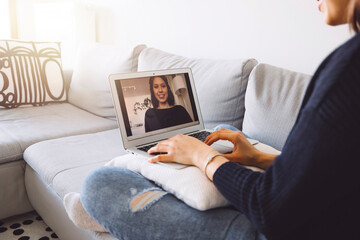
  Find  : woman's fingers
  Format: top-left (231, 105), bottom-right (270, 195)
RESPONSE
top-left (148, 154), bottom-right (171, 163)
top-left (205, 129), bottom-right (238, 145)
top-left (222, 152), bottom-right (237, 161)
top-left (147, 133), bottom-right (220, 167)
top-left (147, 141), bottom-right (170, 154)
top-left (204, 130), bottom-right (223, 145)
top-left (147, 141), bottom-right (174, 163)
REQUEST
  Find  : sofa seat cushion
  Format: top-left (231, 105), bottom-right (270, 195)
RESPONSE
top-left (23, 129), bottom-right (126, 198)
top-left (0, 103), bottom-right (118, 164)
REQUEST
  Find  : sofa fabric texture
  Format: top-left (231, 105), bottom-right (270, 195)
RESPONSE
top-left (0, 160), bottom-right (33, 219)
top-left (25, 165), bottom-right (117, 240)
top-left (24, 129), bottom-right (125, 198)
top-left (137, 47), bottom-right (258, 130)
top-left (68, 43), bottom-right (146, 119)
top-left (23, 129), bottom-right (126, 238)
top-left (242, 63), bottom-right (311, 150)
top-left (0, 40), bottom-right (66, 108)
top-left (0, 103), bottom-right (118, 164)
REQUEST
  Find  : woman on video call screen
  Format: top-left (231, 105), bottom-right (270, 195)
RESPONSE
top-left (144, 75), bottom-right (192, 132)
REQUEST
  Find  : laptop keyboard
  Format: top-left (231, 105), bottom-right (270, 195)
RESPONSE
top-left (138, 131), bottom-right (212, 154)
top-left (188, 131), bottom-right (211, 142)
top-left (138, 144), bottom-right (163, 154)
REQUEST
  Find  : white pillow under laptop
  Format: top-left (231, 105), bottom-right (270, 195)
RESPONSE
top-left (108, 68), bottom-right (258, 169)
top-left (105, 138), bottom-right (281, 211)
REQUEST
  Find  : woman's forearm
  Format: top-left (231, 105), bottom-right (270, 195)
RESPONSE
top-left (204, 152), bottom-right (277, 181)
top-left (204, 156), bottom-right (229, 181)
top-left (252, 152), bottom-right (277, 170)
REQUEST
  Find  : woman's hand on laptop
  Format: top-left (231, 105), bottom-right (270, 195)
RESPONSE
top-left (148, 134), bottom-right (218, 167)
top-left (205, 129), bottom-right (276, 170)
top-left (147, 131), bottom-right (276, 179)
top-left (147, 135), bottom-right (232, 180)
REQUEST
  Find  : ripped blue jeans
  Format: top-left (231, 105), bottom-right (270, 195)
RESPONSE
top-left (81, 125), bottom-right (266, 240)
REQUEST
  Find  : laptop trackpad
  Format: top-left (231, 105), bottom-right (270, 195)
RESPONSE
top-left (211, 141), bottom-right (233, 154)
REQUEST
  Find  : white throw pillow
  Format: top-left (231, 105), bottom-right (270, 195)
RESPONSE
top-left (0, 40), bottom-right (66, 108)
top-left (137, 48), bottom-right (258, 130)
top-left (68, 43), bottom-right (146, 119)
top-left (105, 142), bottom-right (280, 211)
top-left (242, 63), bottom-right (312, 150)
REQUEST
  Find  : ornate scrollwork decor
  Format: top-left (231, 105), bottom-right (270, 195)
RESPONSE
top-left (0, 40), bottom-right (66, 109)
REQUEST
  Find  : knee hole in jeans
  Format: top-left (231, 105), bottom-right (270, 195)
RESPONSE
top-left (129, 188), bottom-right (167, 213)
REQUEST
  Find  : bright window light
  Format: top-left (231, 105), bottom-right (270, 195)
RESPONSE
top-left (0, 0), bottom-right (11, 38)
top-left (14, 0), bottom-right (95, 68)
top-left (33, 1), bottom-right (76, 68)
top-left (34, 1), bottom-right (76, 67)
top-left (34, 2), bottom-right (75, 42)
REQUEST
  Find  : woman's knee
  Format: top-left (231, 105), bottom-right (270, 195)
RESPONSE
top-left (80, 166), bottom-right (160, 213)
top-left (81, 167), bottom-right (141, 198)
top-left (80, 167), bottom-right (137, 217)
top-left (213, 124), bottom-right (241, 132)
top-left (81, 167), bottom-right (114, 209)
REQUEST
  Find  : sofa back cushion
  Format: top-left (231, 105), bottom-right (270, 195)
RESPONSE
top-left (138, 48), bottom-right (258, 130)
top-left (0, 40), bottom-right (66, 108)
top-left (242, 63), bottom-right (312, 150)
top-left (68, 43), bottom-right (146, 119)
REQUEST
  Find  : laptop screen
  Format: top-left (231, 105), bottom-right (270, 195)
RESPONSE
top-left (114, 72), bottom-right (200, 140)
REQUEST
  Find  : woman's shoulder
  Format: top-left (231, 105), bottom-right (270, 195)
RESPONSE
top-left (145, 108), bottom-right (156, 116)
top-left (173, 105), bottom-right (186, 110)
top-left (316, 33), bottom-right (360, 82)
top-left (329, 32), bottom-right (360, 66)
top-left (172, 105), bottom-right (188, 112)
top-left (341, 32), bottom-right (360, 51)
top-left (299, 34), bottom-right (360, 115)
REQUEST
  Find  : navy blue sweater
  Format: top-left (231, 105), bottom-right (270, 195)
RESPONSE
top-left (214, 33), bottom-right (360, 240)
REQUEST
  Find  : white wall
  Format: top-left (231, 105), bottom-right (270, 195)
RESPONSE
top-left (14, 0), bottom-right (96, 68)
top-left (84, 0), bottom-right (353, 75)
top-left (0, 0), bottom-right (10, 38)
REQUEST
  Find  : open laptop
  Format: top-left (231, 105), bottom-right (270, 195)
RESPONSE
top-left (109, 68), bottom-right (258, 169)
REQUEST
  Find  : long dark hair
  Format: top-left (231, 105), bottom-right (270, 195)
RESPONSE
top-left (350, 0), bottom-right (360, 32)
top-left (149, 75), bottom-right (175, 108)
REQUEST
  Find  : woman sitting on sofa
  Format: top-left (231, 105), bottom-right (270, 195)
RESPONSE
top-left (69, 0), bottom-right (360, 239)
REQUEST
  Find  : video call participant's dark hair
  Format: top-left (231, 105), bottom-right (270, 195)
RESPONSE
top-left (351, 0), bottom-right (360, 32)
top-left (149, 75), bottom-right (175, 108)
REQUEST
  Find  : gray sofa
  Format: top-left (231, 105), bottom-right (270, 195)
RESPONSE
top-left (0, 43), bottom-right (311, 240)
